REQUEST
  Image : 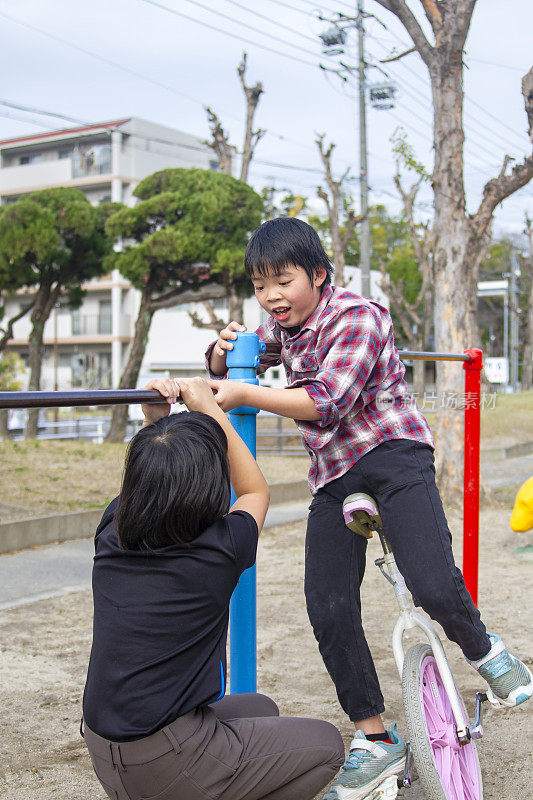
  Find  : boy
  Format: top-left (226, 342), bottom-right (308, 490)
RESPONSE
top-left (206, 217), bottom-right (532, 800)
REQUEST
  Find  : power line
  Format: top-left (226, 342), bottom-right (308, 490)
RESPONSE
top-left (0, 6), bottom-right (348, 165)
top-left (366, 19), bottom-right (529, 151)
top-left (0, 97), bottom-right (362, 183)
top-left (0, 10), bottom-right (228, 116)
top-left (181, 0), bottom-right (331, 58)
top-left (138, 0), bottom-right (319, 67)
top-left (213, 0), bottom-right (321, 47)
top-left (365, 33), bottom-right (527, 161)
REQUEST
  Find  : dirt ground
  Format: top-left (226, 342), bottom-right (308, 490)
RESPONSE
top-left (0, 504), bottom-right (532, 800)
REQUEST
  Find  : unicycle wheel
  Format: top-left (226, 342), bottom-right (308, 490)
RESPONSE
top-left (402, 643), bottom-right (483, 800)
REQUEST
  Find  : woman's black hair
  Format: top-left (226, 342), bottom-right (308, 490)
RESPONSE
top-left (244, 217), bottom-right (333, 285)
top-left (115, 411), bottom-right (231, 550)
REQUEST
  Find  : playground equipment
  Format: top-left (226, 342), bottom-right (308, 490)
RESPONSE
top-left (0, 336), bottom-right (484, 698)
top-left (225, 332), bottom-right (265, 695)
top-left (343, 492), bottom-right (487, 800)
top-left (510, 476), bottom-right (533, 532)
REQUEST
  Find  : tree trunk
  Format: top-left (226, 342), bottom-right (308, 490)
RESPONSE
top-left (0, 410), bottom-right (8, 440)
top-left (413, 358), bottom-right (425, 399)
top-left (522, 217), bottom-right (533, 389)
top-left (25, 284), bottom-right (56, 439)
top-left (105, 289), bottom-right (154, 443)
top-left (430, 59), bottom-right (471, 503)
top-left (228, 292), bottom-right (245, 325)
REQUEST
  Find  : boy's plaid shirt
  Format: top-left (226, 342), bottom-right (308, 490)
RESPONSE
top-left (207, 285), bottom-right (434, 494)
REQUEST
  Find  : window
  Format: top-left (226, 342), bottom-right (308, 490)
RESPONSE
top-left (71, 310), bottom-right (81, 335)
top-left (19, 153), bottom-right (41, 165)
top-left (98, 300), bottom-right (112, 334)
top-left (58, 148), bottom-right (73, 159)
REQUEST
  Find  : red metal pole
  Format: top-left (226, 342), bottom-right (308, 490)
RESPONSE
top-left (462, 348), bottom-right (483, 606)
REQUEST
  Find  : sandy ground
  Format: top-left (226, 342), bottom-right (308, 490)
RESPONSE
top-left (0, 505), bottom-right (532, 800)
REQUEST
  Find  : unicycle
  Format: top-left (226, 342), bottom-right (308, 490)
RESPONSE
top-left (342, 493), bottom-right (488, 800)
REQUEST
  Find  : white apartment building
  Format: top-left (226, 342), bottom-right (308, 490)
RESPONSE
top-left (0, 117), bottom-right (220, 389)
top-left (0, 117), bottom-right (389, 393)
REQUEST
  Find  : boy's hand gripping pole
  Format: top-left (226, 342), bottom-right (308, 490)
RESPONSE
top-left (227, 332), bottom-right (265, 694)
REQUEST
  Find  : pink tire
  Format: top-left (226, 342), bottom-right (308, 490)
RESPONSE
top-left (402, 643), bottom-right (483, 800)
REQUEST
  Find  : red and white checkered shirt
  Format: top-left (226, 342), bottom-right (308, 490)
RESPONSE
top-left (208, 285), bottom-right (434, 494)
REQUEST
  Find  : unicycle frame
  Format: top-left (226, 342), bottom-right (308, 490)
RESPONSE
top-left (376, 533), bottom-right (471, 743)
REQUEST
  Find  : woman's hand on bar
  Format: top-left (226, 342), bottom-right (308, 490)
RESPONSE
top-left (141, 379), bottom-right (179, 427)
top-left (175, 377), bottom-right (222, 417)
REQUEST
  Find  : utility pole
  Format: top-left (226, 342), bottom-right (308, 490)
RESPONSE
top-left (509, 250), bottom-right (520, 391)
top-left (318, 7), bottom-right (394, 297)
top-left (357, 0), bottom-right (371, 298)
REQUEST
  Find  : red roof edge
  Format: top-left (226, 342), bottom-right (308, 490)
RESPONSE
top-left (0, 118), bottom-right (131, 148)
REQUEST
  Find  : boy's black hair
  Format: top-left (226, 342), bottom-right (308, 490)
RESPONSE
top-left (244, 217), bottom-right (333, 285)
top-left (115, 412), bottom-right (231, 550)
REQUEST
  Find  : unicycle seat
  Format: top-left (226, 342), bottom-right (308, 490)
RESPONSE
top-left (342, 493), bottom-right (383, 538)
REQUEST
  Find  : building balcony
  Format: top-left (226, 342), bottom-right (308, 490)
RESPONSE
top-left (0, 146), bottom-right (127, 197)
top-left (72, 313), bottom-right (113, 335)
top-left (0, 159), bottom-right (73, 193)
top-left (8, 314), bottom-right (132, 346)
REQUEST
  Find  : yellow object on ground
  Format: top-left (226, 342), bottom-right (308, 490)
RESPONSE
top-left (510, 476), bottom-right (533, 532)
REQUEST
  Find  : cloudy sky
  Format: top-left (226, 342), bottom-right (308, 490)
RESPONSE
top-left (0, 0), bottom-right (531, 235)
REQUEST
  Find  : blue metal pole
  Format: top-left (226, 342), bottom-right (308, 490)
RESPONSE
top-left (227, 332), bottom-right (265, 694)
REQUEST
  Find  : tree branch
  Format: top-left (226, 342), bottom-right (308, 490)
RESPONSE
top-left (150, 283), bottom-right (227, 312)
top-left (448, 0), bottom-right (477, 54)
top-left (378, 261), bottom-right (419, 346)
top-left (371, 0), bottom-right (434, 66)
top-left (341, 209), bottom-right (367, 252)
top-left (238, 52), bottom-right (264, 182)
top-left (204, 107), bottom-right (235, 175)
top-left (188, 300), bottom-right (227, 331)
top-left (472, 155), bottom-right (533, 241)
top-left (380, 46), bottom-right (416, 63)
top-left (523, 66), bottom-right (533, 141)
top-left (0, 301), bottom-right (35, 352)
top-left (471, 67), bottom-right (533, 241)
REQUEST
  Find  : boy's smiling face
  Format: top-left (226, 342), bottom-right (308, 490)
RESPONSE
top-left (251, 264), bottom-right (327, 328)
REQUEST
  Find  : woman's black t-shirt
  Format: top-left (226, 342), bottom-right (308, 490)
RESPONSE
top-left (82, 498), bottom-right (258, 742)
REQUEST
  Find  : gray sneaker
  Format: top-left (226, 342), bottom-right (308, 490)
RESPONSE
top-left (324, 724), bottom-right (405, 800)
top-left (469, 633), bottom-right (533, 708)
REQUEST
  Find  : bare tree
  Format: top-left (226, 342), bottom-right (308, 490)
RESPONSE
top-left (316, 134), bottom-right (366, 287)
top-left (197, 53), bottom-right (266, 330)
top-left (204, 108), bottom-right (235, 176)
top-left (379, 171), bottom-right (434, 396)
top-left (371, 0), bottom-right (533, 500)
top-left (522, 214), bottom-right (533, 389)
top-left (238, 53), bottom-right (266, 182)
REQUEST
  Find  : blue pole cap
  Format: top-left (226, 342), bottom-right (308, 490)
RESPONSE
top-left (226, 332), bottom-right (265, 369)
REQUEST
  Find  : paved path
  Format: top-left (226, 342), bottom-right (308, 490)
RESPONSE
top-left (0, 502), bottom-right (310, 610)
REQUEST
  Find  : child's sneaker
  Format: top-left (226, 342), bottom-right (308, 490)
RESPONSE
top-left (324, 724), bottom-right (405, 800)
top-left (468, 633), bottom-right (533, 708)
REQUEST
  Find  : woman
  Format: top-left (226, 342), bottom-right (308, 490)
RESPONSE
top-left (81, 376), bottom-right (344, 800)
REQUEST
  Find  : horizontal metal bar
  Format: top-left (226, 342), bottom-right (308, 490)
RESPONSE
top-left (398, 350), bottom-right (470, 362)
top-left (0, 389), bottom-right (166, 410)
top-left (0, 350), bottom-right (471, 410)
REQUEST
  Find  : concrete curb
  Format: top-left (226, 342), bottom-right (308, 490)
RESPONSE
top-left (0, 481), bottom-right (311, 555)
top-left (0, 508), bottom-right (104, 555)
top-left (481, 440), bottom-right (533, 461)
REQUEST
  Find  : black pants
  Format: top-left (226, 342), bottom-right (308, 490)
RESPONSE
top-left (305, 439), bottom-right (491, 723)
